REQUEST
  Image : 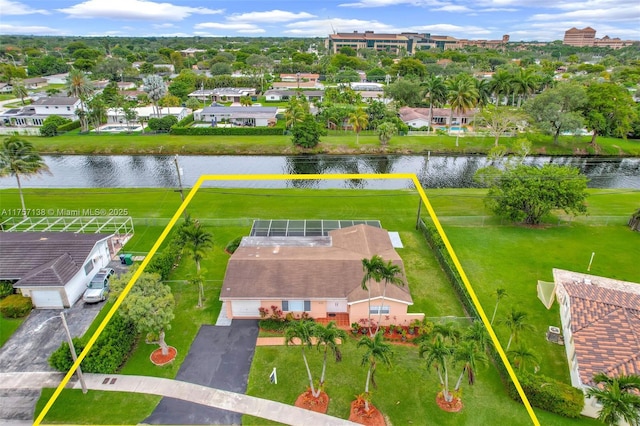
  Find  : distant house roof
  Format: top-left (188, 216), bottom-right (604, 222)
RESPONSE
top-left (554, 269), bottom-right (640, 386)
top-left (23, 77), bottom-right (47, 84)
top-left (31, 96), bottom-right (79, 106)
top-left (0, 232), bottom-right (111, 286)
top-left (199, 106), bottom-right (278, 119)
top-left (221, 224), bottom-right (412, 304)
top-left (271, 81), bottom-right (319, 89)
top-left (399, 106), bottom-right (474, 122)
top-left (264, 89), bottom-right (324, 97)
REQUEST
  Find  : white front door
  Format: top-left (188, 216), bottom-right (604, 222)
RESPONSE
top-left (326, 299), bottom-right (348, 313)
top-left (231, 300), bottom-right (261, 318)
top-left (31, 290), bottom-right (64, 309)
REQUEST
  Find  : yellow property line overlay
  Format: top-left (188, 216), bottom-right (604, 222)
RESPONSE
top-left (34, 173), bottom-right (539, 426)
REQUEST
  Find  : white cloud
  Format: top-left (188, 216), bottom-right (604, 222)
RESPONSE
top-left (0, 0), bottom-right (48, 15)
top-left (194, 22), bottom-right (265, 33)
top-left (0, 23), bottom-right (65, 34)
top-left (339, 0), bottom-right (442, 8)
top-left (530, 6), bottom-right (640, 23)
top-left (57, 0), bottom-right (223, 21)
top-left (284, 18), bottom-right (395, 36)
top-left (434, 5), bottom-right (472, 12)
top-left (153, 23), bottom-right (176, 29)
top-left (226, 10), bottom-right (316, 23)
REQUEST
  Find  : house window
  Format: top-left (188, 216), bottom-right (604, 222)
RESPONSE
top-left (369, 305), bottom-right (390, 314)
top-left (282, 300), bottom-right (311, 312)
top-left (83, 261), bottom-right (93, 275)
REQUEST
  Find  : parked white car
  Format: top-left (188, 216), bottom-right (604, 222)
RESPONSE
top-left (82, 268), bottom-right (114, 303)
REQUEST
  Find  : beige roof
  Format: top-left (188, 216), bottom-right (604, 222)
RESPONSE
top-left (221, 225), bottom-right (412, 304)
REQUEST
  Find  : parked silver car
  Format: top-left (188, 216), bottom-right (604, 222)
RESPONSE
top-left (82, 268), bottom-right (114, 303)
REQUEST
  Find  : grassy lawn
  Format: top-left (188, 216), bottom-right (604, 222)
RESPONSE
top-left (0, 316), bottom-right (25, 347)
top-left (5, 186), bottom-right (636, 424)
top-left (15, 129), bottom-right (640, 156)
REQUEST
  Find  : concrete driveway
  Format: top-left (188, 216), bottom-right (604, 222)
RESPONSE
top-left (144, 320), bottom-right (259, 425)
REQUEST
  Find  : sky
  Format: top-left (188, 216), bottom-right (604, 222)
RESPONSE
top-left (1, 0), bottom-right (639, 42)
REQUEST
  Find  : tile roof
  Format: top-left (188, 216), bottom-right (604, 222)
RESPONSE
top-left (554, 269), bottom-right (640, 386)
top-left (221, 225), bottom-right (412, 304)
top-left (0, 232), bottom-right (111, 286)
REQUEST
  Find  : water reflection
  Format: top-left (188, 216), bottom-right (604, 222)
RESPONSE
top-left (0, 154), bottom-right (638, 190)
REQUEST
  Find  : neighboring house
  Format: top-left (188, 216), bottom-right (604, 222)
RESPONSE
top-left (271, 81), bottom-right (322, 90)
top-left (220, 223), bottom-right (423, 326)
top-left (0, 96), bottom-right (80, 127)
top-left (117, 82), bottom-right (137, 91)
top-left (106, 106), bottom-right (189, 124)
top-left (187, 88), bottom-right (257, 103)
top-left (263, 90), bottom-right (324, 102)
top-left (23, 77), bottom-right (48, 90)
top-left (0, 83), bottom-right (12, 93)
top-left (43, 73), bottom-right (69, 85)
top-left (0, 232), bottom-right (115, 308)
top-left (399, 106), bottom-right (476, 128)
top-left (552, 269), bottom-right (640, 419)
top-left (194, 106), bottom-right (277, 127)
top-left (280, 73), bottom-right (320, 83)
top-left (179, 48), bottom-right (206, 57)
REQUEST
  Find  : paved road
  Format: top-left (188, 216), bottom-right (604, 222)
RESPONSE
top-left (144, 321), bottom-right (259, 425)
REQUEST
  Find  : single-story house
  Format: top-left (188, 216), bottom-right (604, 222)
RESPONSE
top-left (280, 73), bottom-right (320, 83)
top-left (399, 106), bottom-right (476, 128)
top-left (0, 232), bottom-right (115, 308)
top-left (187, 88), bottom-right (257, 103)
top-left (194, 106), bottom-right (277, 127)
top-left (264, 90), bottom-right (324, 102)
top-left (0, 82), bottom-right (13, 93)
top-left (552, 269), bottom-right (640, 419)
top-left (179, 48), bottom-right (206, 57)
top-left (220, 224), bottom-right (423, 326)
top-left (43, 73), bottom-right (69, 85)
top-left (23, 77), bottom-right (48, 90)
top-left (106, 106), bottom-right (189, 124)
top-left (271, 81), bottom-right (323, 90)
top-left (0, 96), bottom-right (80, 127)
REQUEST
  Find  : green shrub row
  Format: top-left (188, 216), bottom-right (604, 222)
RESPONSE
top-left (49, 312), bottom-right (137, 374)
top-left (175, 113), bottom-right (194, 127)
top-left (0, 281), bottom-right (14, 299)
top-left (146, 225), bottom-right (189, 280)
top-left (0, 294), bottom-right (32, 318)
top-left (224, 236), bottom-right (243, 254)
top-left (57, 120), bottom-right (81, 132)
top-left (170, 126), bottom-right (285, 136)
top-left (508, 372), bottom-right (584, 418)
top-left (258, 318), bottom-right (290, 332)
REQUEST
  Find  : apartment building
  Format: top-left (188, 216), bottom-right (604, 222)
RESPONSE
top-left (563, 27), bottom-right (635, 49)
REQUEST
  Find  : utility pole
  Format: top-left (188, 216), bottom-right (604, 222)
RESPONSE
top-left (60, 312), bottom-right (87, 394)
top-left (174, 154), bottom-right (188, 219)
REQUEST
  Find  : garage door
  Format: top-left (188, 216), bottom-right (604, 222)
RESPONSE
top-left (31, 290), bottom-right (64, 309)
top-left (231, 300), bottom-right (261, 318)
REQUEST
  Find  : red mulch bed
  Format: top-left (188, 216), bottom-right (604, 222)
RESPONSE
top-left (294, 389), bottom-right (329, 414)
top-left (150, 346), bottom-right (177, 366)
top-left (348, 400), bottom-right (386, 426)
top-left (436, 391), bottom-right (463, 412)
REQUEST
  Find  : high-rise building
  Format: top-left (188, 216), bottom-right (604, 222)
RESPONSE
top-left (563, 27), bottom-right (597, 47)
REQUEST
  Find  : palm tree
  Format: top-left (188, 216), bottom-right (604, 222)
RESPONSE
top-left (357, 331), bottom-right (394, 411)
top-left (507, 344), bottom-right (540, 373)
top-left (490, 288), bottom-right (508, 325)
top-left (420, 334), bottom-right (455, 402)
top-left (348, 107), bottom-right (369, 145)
top-left (315, 321), bottom-right (347, 388)
top-left (65, 68), bottom-right (94, 132)
top-left (454, 340), bottom-right (487, 392)
top-left (464, 320), bottom-right (489, 352)
top-left (376, 122), bottom-right (397, 146)
top-left (374, 259), bottom-right (404, 333)
top-left (587, 373), bottom-right (640, 426)
top-left (0, 136), bottom-right (50, 219)
top-left (361, 255), bottom-right (384, 335)
top-left (284, 97), bottom-right (306, 129)
top-left (12, 81), bottom-right (28, 105)
top-left (446, 75), bottom-right (478, 147)
top-left (499, 308), bottom-right (535, 350)
top-left (183, 222), bottom-right (213, 307)
top-left (489, 70), bottom-right (511, 106)
top-left (422, 74), bottom-right (446, 134)
top-left (285, 320), bottom-right (320, 398)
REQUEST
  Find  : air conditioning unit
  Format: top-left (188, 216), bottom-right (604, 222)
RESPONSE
top-left (548, 326), bottom-right (561, 335)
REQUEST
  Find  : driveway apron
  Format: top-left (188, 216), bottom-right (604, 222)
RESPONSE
top-left (144, 320), bottom-right (259, 425)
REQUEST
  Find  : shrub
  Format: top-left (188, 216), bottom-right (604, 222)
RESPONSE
top-left (57, 120), bottom-right (81, 132)
top-left (148, 115), bottom-right (178, 132)
top-left (49, 312), bottom-right (137, 374)
top-left (259, 318), bottom-right (288, 332)
top-left (0, 294), bottom-right (32, 318)
top-left (0, 281), bottom-right (14, 299)
top-left (508, 372), bottom-right (584, 418)
top-left (175, 113), bottom-right (194, 128)
top-left (40, 115), bottom-right (71, 137)
top-left (225, 236), bottom-right (243, 254)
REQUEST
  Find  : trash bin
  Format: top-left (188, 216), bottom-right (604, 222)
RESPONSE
top-left (119, 254), bottom-right (126, 265)
top-left (123, 254), bottom-right (133, 265)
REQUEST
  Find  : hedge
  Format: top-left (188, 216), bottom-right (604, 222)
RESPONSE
top-left (174, 113), bottom-right (194, 128)
top-left (0, 294), bottom-right (33, 318)
top-left (49, 312), bottom-right (137, 374)
top-left (57, 120), bottom-right (81, 132)
top-left (508, 372), bottom-right (584, 418)
top-left (0, 281), bottom-right (14, 299)
top-left (170, 126), bottom-right (285, 136)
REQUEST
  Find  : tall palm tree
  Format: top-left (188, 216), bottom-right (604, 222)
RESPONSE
top-left (357, 331), bottom-right (394, 411)
top-left (422, 74), bottom-right (446, 134)
top-left (12, 82), bottom-right (28, 105)
top-left (284, 97), bottom-right (306, 129)
top-left (315, 321), bottom-right (347, 388)
top-left (464, 320), bottom-right (489, 352)
top-left (361, 255), bottom-right (384, 335)
top-left (65, 68), bottom-right (94, 132)
top-left (374, 259), bottom-right (404, 333)
top-left (454, 340), bottom-right (487, 392)
top-left (348, 106), bottom-right (369, 145)
top-left (498, 308), bottom-right (535, 350)
top-left (285, 320), bottom-right (320, 398)
top-left (183, 222), bottom-right (213, 307)
top-left (446, 74), bottom-right (478, 147)
top-left (507, 344), bottom-right (539, 372)
top-left (490, 288), bottom-right (508, 325)
top-left (587, 373), bottom-right (640, 426)
top-left (0, 136), bottom-right (50, 219)
top-left (420, 334), bottom-right (455, 402)
top-left (489, 70), bottom-right (511, 106)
